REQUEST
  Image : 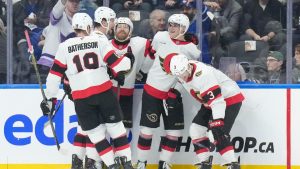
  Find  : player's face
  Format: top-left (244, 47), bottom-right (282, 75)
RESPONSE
top-left (108, 19), bottom-right (115, 35)
top-left (177, 70), bottom-right (190, 82)
top-left (115, 23), bottom-right (130, 41)
top-left (66, 0), bottom-right (80, 14)
top-left (295, 50), bottom-right (300, 66)
top-left (168, 22), bottom-right (181, 39)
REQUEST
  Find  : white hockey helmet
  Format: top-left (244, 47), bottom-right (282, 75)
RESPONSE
top-left (72, 13), bottom-right (93, 32)
top-left (170, 54), bottom-right (189, 76)
top-left (168, 14), bottom-right (190, 34)
top-left (114, 17), bottom-right (134, 35)
top-left (94, 6), bottom-right (116, 24)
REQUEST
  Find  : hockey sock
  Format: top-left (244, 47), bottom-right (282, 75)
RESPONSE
top-left (73, 133), bottom-right (87, 160)
top-left (219, 146), bottom-right (237, 164)
top-left (85, 136), bottom-right (101, 162)
top-left (192, 137), bottom-right (210, 162)
top-left (137, 134), bottom-right (152, 162)
top-left (159, 136), bottom-right (178, 162)
top-left (112, 134), bottom-right (131, 161)
top-left (95, 139), bottom-right (115, 166)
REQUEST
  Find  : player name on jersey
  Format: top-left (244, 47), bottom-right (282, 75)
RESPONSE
top-left (68, 41), bottom-right (98, 53)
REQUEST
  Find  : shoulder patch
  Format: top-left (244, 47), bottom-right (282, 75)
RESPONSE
top-left (195, 70), bottom-right (202, 77)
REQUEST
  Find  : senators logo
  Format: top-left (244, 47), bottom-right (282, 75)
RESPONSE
top-left (195, 70), bottom-right (202, 77)
top-left (146, 113), bottom-right (158, 122)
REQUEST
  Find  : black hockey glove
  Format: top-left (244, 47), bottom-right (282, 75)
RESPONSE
top-left (124, 46), bottom-right (135, 68)
top-left (63, 77), bottom-right (73, 101)
top-left (136, 70), bottom-right (147, 83)
top-left (184, 33), bottom-right (199, 45)
top-left (40, 98), bottom-right (57, 116)
top-left (166, 88), bottom-right (182, 109)
top-left (115, 71), bottom-right (126, 86)
top-left (107, 66), bottom-right (114, 79)
top-left (209, 119), bottom-right (232, 152)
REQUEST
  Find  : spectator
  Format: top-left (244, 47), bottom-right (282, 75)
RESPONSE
top-left (292, 44), bottom-right (300, 83)
top-left (37, 0), bottom-right (80, 82)
top-left (240, 0), bottom-right (286, 51)
top-left (138, 9), bottom-right (166, 39)
top-left (110, 0), bottom-right (152, 13)
top-left (204, 0), bottom-right (243, 46)
top-left (12, 0), bottom-right (52, 83)
top-left (181, 0), bottom-right (216, 64)
top-left (266, 51), bottom-right (286, 84)
top-left (0, 18), bottom-right (6, 83)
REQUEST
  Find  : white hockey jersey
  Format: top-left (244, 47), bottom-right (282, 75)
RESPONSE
top-left (180, 60), bottom-right (244, 119)
top-left (144, 31), bottom-right (201, 99)
top-left (109, 37), bottom-right (154, 96)
top-left (45, 35), bottom-right (131, 100)
top-left (38, 0), bottom-right (75, 67)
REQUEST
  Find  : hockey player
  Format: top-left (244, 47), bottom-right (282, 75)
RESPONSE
top-left (109, 17), bottom-right (155, 132)
top-left (40, 13), bottom-right (134, 169)
top-left (69, 6), bottom-right (118, 169)
top-left (136, 14), bottom-right (201, 169)
top-left (168, 54), bottom-right (244, 169)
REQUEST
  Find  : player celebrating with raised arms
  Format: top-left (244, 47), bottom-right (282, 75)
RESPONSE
top-left (136, 14), bottom-right (201, 169)
top-left (168, 54), bottom-right (244, 169)
top-left (40, 13), bottom-right (134, 169)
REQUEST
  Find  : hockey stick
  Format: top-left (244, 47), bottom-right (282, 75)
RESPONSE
top-left (44, 93), bottom-right (67, 128)
top-left (24, 30), bottom-right (63, 152)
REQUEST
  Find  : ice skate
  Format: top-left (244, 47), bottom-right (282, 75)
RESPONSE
top-left (84, 156), bottom-right (103, 169)
top-left (71, 154), bottom-right (83, 169)
top-left (158, 160), bottom-right (171, 169)
top-left (195, 156), bottom-right (213, 169)
top-left (135, 160), bottom-right (147, 169)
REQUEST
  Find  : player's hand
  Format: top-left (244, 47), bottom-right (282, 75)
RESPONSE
top-left (184, 33), bottom-right (199, 45)
top-left (115, 71), bottom-right (126, 86)
top-left (107, 66), bottom-right (114, 79)
top-left (40, 98), bottom-right (57, 116)
top-left (63, 77), bottom-right (73, 101)
top-left (166, 88), bottom-right (182, 109)
top-left (209, 119), bottom-right (228, 141)
top-left (136, 70), bottom-right (147, 83)
top-left (124, 46), bottom-right (135, 68)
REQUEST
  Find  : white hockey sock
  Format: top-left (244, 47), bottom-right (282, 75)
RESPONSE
top-left (221, 149), bottom-right (237, 164)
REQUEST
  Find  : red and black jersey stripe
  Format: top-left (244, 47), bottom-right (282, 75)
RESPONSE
top-left (49, 59), bottom-right (67, 77)
top-left (201, 85), bottom-right (222, 105)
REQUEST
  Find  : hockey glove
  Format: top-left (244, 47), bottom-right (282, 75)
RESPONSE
top-left (63, 77), bottom-right (73, 101)
top-left (124, 46), bottom-right (135, 68)
top-left (184, 33), bottom-right (199, 45)
top-left (209, 119), bottom-right (232, 152)
top-left (107, 66), bottom-right (114, 79)
top-left (40, 98), bottom-right (57, 116)
top-left (166, 88), bottom-right (182, 109)
top-left (136, 70), bottom-right (147, 83)
top-left (114, 71), bottom-right (126, 86)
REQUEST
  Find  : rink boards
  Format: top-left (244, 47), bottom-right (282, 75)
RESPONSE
top-left (0, 84), bottom-right (300, 169)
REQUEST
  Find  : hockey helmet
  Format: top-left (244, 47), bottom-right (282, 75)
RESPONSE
top-left (72, 13), bottom-right (93, 32)
top-left (170, 54), bottom-right (189, 76)
top-left (168, 14), bottom-right (190, 34)
top-left (94, 7), bottom-right (116, 24)
top-left (114, 17), bottom-right (134, 35)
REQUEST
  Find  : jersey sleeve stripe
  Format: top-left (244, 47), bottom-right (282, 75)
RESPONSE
top-left (144, 39), bottom-right (151, 57)
top-left (103, 50), bottom-right (116, 63)
top-left (200, 85), bottom-right (222, 105)
top-left (49, 69), bottom-right (64, 77)
top-left (54, 59), bottom-right (67, 68)
top-left (110, 55), bottom-right (125, 69)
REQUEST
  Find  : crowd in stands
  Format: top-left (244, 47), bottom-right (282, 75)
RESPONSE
top-left (0, 0), bottom-right (300, 84)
